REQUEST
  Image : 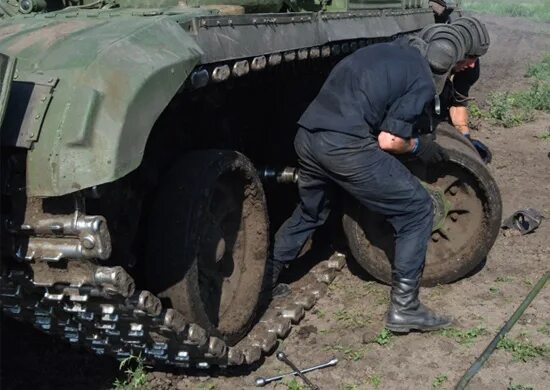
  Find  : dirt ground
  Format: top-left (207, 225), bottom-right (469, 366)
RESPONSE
top-left (1, 13), bottom-right (549, 390)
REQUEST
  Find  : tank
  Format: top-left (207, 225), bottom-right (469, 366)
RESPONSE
top-left (0, 0), bottom-right (501, 369)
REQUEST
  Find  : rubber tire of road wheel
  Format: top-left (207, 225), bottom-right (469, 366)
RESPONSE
top-left (342, 124), bottom-right (502, 286)
top-left (146, 150), bottom-right (269, 345)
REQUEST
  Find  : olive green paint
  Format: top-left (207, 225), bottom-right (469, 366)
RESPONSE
top-left (0, 11), bottom-right (206, 196)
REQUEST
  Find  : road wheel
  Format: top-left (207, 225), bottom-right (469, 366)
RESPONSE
top-left (146, 150), bottom-right (269, 345)
top-left (343, 123), bottom-right (502, 286)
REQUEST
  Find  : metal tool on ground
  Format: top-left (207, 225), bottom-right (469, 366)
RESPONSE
top-left (275, 351), bottom-right (320, 389)
top-left (455, 272), bottom-right (549, 390)
top-left (255, 357), bottom-right (338, 387)
top-left (501, 208), bottom-right (544, 235)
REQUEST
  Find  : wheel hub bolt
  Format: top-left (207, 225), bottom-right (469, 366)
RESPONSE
top-left (431, 232), bottom-right (441, 242)
top-left (450, 213), bottom-right (458, 222)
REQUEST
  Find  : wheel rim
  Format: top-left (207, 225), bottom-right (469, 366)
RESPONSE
top-left (423, 162), bottom-right (485, 272)
top-left (344, 151), bottom-right (499, 285)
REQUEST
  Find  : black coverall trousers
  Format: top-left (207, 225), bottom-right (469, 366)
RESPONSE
top-left (273, 127), bottom-right (434, 279)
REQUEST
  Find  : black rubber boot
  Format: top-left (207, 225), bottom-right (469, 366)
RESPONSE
top-left (262, 258), bottom-right (291, 299)
top-left (385, 276), bottom-right (452, 333)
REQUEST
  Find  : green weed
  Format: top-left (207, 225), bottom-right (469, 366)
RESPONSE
top-left (469, 100), bottom-right (484, 119)
top-left (375, 329), bottom-right (393, 346)
top-left (324, 345), bottom-right (367, 361)
top-left (334, 309), bottom-right (371, 328)
top-left (489, 286), bottom-right (500, 294)
top-left (342, 385), bottom-right (358, 390)
top-left (527, 54), bottom-right (550, 79)
top-left (198, 385), bottom-right (216, 390)
top-left (538, 325), bottom-right (550, 336)
top-left (439, 326), bottom-right (488, 345)
top-left (313, 308), bottom-right (326, 319)
top-left (463, 0), bottom-right (550, 23)
top-left (536, 130), bottom-right (550, 140)
top-left (495, 276), bottom-right (513, 283)
top-left (482, 54), bottom-right (550, 127)
top-left (432, 373), bottom-right (448, 389)
top-left (113, 355), bottom-right (148, 390)
top-left (486, 92), bottom-right (535, 127)
top-left (284, 378), bottom-right (304, 390)
top-left (366, 373), bottom-right (381, 388)
top-left (497, 336), bottom-right (550, 362)
top-left (508, 384), bottom-right (535, 390)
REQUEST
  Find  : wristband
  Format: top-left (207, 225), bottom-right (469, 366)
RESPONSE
top-left (411, 138), bottom-right (420, 154)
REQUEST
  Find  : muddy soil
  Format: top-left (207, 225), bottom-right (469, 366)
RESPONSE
top-left (2, 13), bottom-right (549, 390)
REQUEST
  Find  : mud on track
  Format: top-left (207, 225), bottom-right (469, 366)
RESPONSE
top-left (1, 13), bottom-right (549, 390)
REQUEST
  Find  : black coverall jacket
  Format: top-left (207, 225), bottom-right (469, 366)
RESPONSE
top-left (273, 38), bottom-right (438, 279)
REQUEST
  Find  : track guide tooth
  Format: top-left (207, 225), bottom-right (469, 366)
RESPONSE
top-left (135, 291), bottom-right (161, 316)
top-left (275, 304), bottom-right (305, 324)
top-left (260, 311), bottom-right (292, 338)
top-left (313, 267), bottom-right (337, 284)
top-left (247, 324), bottom-right (278, 353)
top-left (227, 347), bottom-right (245, 365)
top-left (308, 282), bottom-right (328, 300)
top-left (294, 292), bottom-right (316, 310)
top-left (0, 248), bottom-right (347, 368)
top-left (163, 308), bottom-right (186, 333)
top-left (207, 336), bottom-right (227, 358)
top-left (185, 323), bottom-right (208, 347)
top-left (238, 342), bottom-right (262, 364)
top-left (327, 252), bottom-right (347, 270)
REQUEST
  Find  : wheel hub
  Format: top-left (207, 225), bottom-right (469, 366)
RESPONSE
top-left (423, 183), bottom-right (452, 232)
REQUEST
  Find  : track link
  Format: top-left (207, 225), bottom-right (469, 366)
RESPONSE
top-left (0, 253), bottom-right (346, 368)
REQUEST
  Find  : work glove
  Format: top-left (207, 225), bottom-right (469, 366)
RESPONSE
top-left (414, 134), bottom-right (449, 165)
top-left (464, 134), bottom-right (492, 164)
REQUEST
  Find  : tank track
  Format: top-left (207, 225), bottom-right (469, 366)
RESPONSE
top-left (0, 253), bottom-right (346, 368)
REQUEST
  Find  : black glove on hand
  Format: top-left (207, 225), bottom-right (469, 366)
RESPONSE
top-left (414, 135), bottom-right (449, 165)
top-left (465, 134), bottom-right (492, 164)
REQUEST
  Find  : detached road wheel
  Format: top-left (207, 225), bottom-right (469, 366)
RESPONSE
top-left (147, 150), bottom-right (269, 345)
top-left (343, 123), bottom-right (502, 286)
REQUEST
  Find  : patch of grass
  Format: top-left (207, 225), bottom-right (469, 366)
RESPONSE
top-left (508, 384), bottom-right (535, 390)
top-left (439, 326), bottom-right (488, 345)
top-left (536, 129), bottom-right (550, 140)
top-left (324, 345), bottom-right (367, 361)
top-left (469, 100), bottom-right (484, 119)
top-left (483, 54), bottom-right (550, 127)
top-left (198, 385), bottom-right (216, 390)
top-left (366, 373), bottom-right (381, 388)
top-left (313, 308), bottom-right (326, 319)
top-left (375, 329), bottom-right (393, 346)
top-left (432, 373), bottom-right (448, 389)
top-left (463, 0), bottom-right (550, 23)
top-left (486, 92), bottom-right (535, 127)
top-left (334, 309), bottom-right (371, 328)
top-left (342, 385), bottom-right (358, 390)
top-left (527, 53), bottom-right (550, 79)
top-left (113, 355), bottom-right (148, 390)
top-left (497, 336), bottom-right (550, 362)
top-left (489, 286), bottom-right (500, 295)
top-left (284, 378), bottom-right (304, 390)
top-left (538, 325), bottom-right (550, 336)
top-left (495, 276), bottom-right (513, 283)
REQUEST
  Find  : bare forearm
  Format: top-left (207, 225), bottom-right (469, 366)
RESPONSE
top-left (378, 131), bottom-right (418, 154)
top-left (449, 106), bottom-right (470, 135)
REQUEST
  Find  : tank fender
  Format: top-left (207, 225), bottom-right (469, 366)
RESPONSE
top-left (0, 16), bottom-right (203, 197)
